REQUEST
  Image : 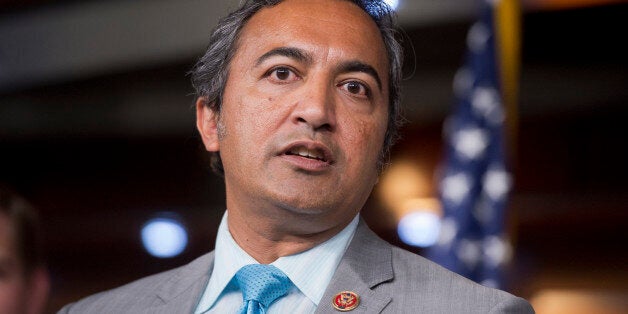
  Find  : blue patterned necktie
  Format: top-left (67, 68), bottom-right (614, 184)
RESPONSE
top-left (235, 264), bottom-right (292, 314)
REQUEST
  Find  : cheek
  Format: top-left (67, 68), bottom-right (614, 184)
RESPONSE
top-left (221, 89), bottom-right (286, 159)
top-left (233, 93), bottom-right (281, 138)
top-left (341, 115), bottom-right (387, 166)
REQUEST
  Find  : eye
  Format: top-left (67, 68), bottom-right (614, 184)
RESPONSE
top-left (266, 66), bottom-right (299, 82)
top-left (340, 81), bottom-right (370, 98)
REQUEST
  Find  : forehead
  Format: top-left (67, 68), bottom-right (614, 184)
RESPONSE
top-left (235, 0), bottom-right (389, 77)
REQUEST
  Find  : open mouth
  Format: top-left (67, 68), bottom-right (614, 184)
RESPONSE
top-left (285, 146), bottom-right (328, 162)
top-left (280, 141), bottom-right (334, 165)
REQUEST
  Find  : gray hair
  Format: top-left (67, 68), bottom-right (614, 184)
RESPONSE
top-left (191, 0), bottom-right (404, 175)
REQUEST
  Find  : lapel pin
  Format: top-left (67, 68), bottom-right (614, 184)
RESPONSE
top-left (332, 291), bottom-right (359, 311)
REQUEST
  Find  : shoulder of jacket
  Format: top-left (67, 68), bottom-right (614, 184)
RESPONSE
top-left (57, 251), bottom-right (215, 313)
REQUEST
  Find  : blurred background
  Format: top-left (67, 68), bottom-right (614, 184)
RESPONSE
top-left (1, 0), bottom-right (626, 313)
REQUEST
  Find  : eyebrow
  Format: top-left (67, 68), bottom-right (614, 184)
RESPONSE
top-left (255, 47), bottom-right (313, 66)
top-left (338, 60), bottom-right (383, 91)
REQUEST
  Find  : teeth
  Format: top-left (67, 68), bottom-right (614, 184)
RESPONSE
top-left (293, 147), bottom-right (322, 160)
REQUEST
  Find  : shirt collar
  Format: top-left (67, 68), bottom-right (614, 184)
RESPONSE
top-left (272, 214), bottom-right (359, 305)
top-left (195, 212), bottom-right (257, 312)
top-left (195, 211), bottom-right (359, 312)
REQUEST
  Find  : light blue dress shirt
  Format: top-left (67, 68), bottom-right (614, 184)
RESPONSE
top-left (194, 211), bottom-right (360, 314)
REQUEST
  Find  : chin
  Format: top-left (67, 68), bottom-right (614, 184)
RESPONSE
top-left (277, 197), bottom-right (333, 215)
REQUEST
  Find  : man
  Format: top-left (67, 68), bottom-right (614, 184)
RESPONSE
top-left (60, 0), bottom-right (534, 313)
top-left (0, 187), bottom-right (50, 314)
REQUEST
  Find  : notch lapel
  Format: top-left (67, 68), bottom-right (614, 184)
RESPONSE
top-left (151, 251), bottom-right (215, 314)
top-left (316, 220), bottom-right (393, 314)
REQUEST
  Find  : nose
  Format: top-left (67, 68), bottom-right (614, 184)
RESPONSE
top-left (291, 79), bottom-right (336, 132)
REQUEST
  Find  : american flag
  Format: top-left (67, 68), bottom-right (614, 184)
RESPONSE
top-left (425, 0), bottom-right (518, 289)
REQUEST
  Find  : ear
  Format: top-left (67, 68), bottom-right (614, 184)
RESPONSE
top-left (196, 97), bottom-right (220, 152)
top-left (26, 267), bottom-right (50, 314)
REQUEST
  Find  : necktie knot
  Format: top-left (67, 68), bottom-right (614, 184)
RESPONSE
top-left (235, 264), bottom-right (292, 313)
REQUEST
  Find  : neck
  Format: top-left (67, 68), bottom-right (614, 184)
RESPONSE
top-left (226, 206), bottom-right (355, 264)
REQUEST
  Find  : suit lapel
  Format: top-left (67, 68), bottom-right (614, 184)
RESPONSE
top-left (151, 251), bottom-right (215, 314)
top-left (316, 219), bottom-right (393, 314)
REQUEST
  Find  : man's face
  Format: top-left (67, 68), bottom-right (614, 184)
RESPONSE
top-left (0, 214), bottom-right (28, 314)
top-left (199, 0), bottom-right (389, 224)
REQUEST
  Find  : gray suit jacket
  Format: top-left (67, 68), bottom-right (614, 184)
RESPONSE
top-left (59, 220), bottom-right (534, 313)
